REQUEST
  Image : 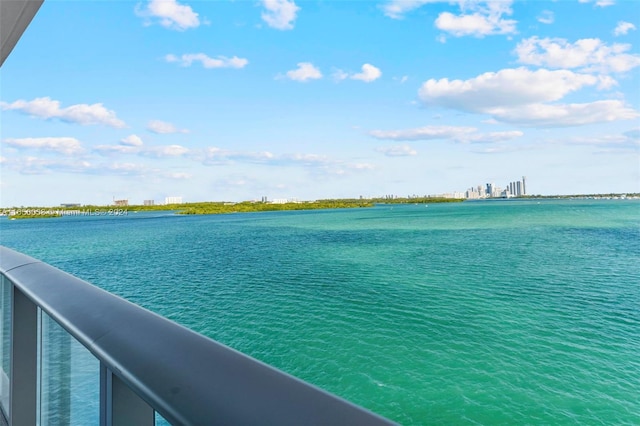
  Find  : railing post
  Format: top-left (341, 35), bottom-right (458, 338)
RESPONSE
top-left (100, 363), bottom-right (109, 426)
top-left (10, 287), bottom-right (37, 426)
top-left (107, 369), bottom-right (154, 426)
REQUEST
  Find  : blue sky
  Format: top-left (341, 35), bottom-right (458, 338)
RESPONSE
top-left (1, 0), bottom-right (638, 206)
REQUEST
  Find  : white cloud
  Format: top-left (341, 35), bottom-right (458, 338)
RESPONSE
top-left (95, 139), bottom-right (191, 158)
top-left (2, 137), bottom-right (83, 155)
top-left (579, 0), bottom-right (615, 6)
top-left (94, 135), bottom-right (144, 156)
top-left (464, 130), bottom-right (524, 143)
top-left (333, 64), bottom-right (382, 83)
top-left (165, 53), bottom-right (248, 69)
top-left (376, 144), bottom-right (418, 157)
top-left (121, 134), bottom-right (143, 146)
top-left (382, 0), bottom-right (445, 19)
top-left (351, 64), bottom-right (382, 82)
top-left (486, 100), bottom-right (639, 127)
top-left (280, 153), bottom-right (330, 165)
top-left (147, 120), bottom-right (189, 134)
top-left (284, 62), bottom-right (322, 82)
top-left (418, 67), bottom-right (638, 127)
top-left (370, 126), bottom-right (524, 144)
top-left (435, 10), bottom-right (516, 37)
top-left (515, 37), bottom-right (640, 73)
top-left (383, 1), bottom-right (517, 37)
top-left (142, 144), bottom-right (190, 157)
top-left (435, 1), bottom-right (516, 37)
top-left (537, 10), bottom-right (554, 24)
top-left (0, 97), bottom-right (126, 128)
top-left (136, 0), bottom-right (200, 31)
top-left (419, 67), bottom-right (599, 111)
top-left (261, 0), bottom-right (300, 30)
top-left (370, 125), bottom-right (477, 141)
top-left (614, 21), bottom-right (636, 36)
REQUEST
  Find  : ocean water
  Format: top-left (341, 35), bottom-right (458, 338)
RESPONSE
top-left (1, 199), bottom-right (639, 424)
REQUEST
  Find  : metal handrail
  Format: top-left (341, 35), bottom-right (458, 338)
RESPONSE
top-left (0, 246), bottom-right (395, 425)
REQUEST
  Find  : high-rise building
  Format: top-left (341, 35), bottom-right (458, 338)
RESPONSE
top-left (165, 196), bottom-right (183, 205)
top-left (522, 176), bottom-right (526, 195)
top-left (486, 183), bottom-right (494, 197)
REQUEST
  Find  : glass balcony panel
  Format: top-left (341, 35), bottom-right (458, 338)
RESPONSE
top-left (155, 411), bottom-right (171, 425)
top-left (38, 312), bottom-right (100, 426)
top-left (0, 276), bottom-right (11, 418)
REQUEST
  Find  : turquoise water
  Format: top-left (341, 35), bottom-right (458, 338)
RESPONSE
top-left (2, 199), bottom-right (639, 424)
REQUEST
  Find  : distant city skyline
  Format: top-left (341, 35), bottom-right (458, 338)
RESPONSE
top-left (1, 1), bottom-right (638, 207)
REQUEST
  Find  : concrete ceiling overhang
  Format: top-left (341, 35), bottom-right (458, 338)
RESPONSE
top-left (1, 0), bottom-right (44, 67)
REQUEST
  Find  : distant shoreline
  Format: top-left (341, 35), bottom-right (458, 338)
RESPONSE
top-left (1, 194), bottom-right (637, 219)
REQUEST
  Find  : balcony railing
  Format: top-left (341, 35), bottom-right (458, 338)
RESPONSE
top-left (0, 246), bottom-right (395, 425)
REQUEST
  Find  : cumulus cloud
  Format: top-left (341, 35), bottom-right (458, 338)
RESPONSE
top-left (515, 37), bottom-right (640, 73)
top-left (383, 1), bottom-right (517, 36)
top-left (419, 67), bottom-right (599, 111)
top-left (95, 139), bottom-right (192, 158)
top-left (0, 97), bottom-right (126, 128)
top-left (351, 64), bottom-right (382, 82)
top-left (147, 120), bottom-right (189, 134)
top-left (614, 21), bottom-right (636, 36)
top-left (537, 10), bottom-right (554, 24)
top-left (94, 134), bottom-right (144, 156)
top-left (333, 64), bottom-right (382, 82)
top-left (418, 67), bottom-right (638, 126)
top-left (376, 144), bottom-right (418, 157)
top-left (435, 9), bottom-right (516, 37)
top-left (284, 62), bottom-right (322, 82)
top-left (261, 0), bottom-right (300, 30)
top-left (121, 134), bottom-right (143, 146)
top-left (135, 0), bottom-right (200, 31)
top-left (2, 137), bottom-right (84, 155)
top-left (165, 53), bottom-right (248, 69)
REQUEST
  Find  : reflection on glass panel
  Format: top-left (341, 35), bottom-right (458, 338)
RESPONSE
top-left (38, 312), bottom-right (100, 426)
top-left (156, 411), bottom-right (171, 426)
top-left (0, 276), bottom-right (11, 418)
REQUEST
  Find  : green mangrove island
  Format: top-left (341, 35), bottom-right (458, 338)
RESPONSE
top-left (1, 197), bottom-right (464, 219)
